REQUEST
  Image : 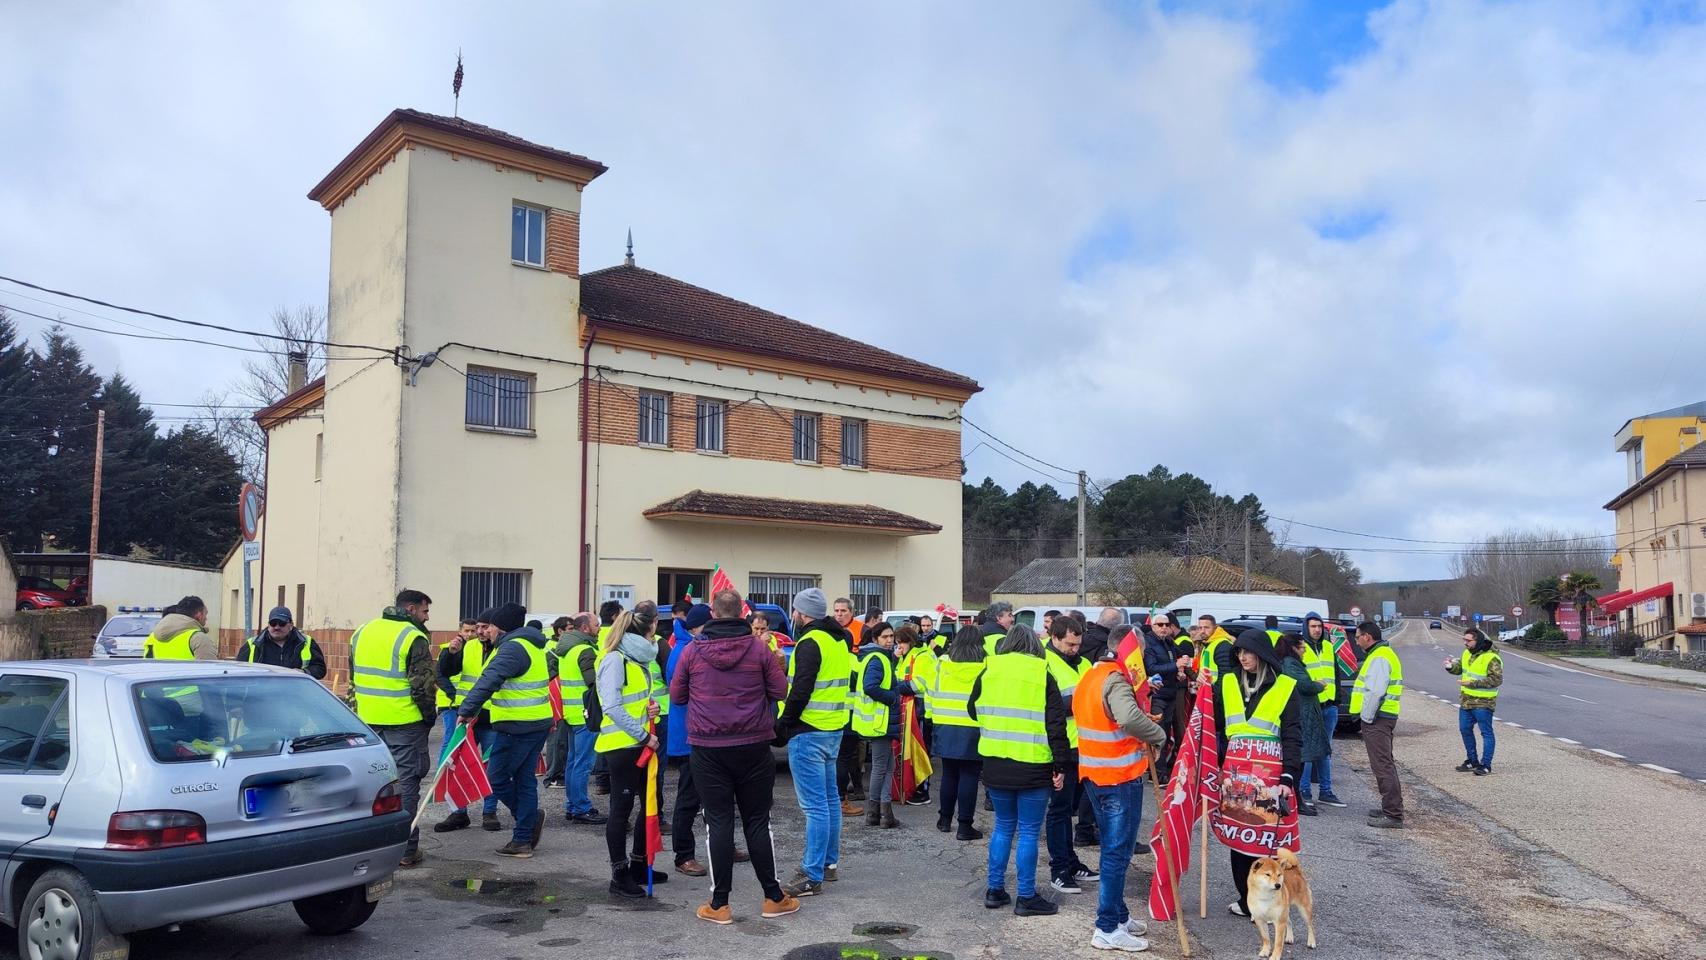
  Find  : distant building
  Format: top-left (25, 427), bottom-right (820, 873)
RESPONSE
top-left (249, 109), bottom-right (976, 681)
top-left (1602, 441), bottom-right (1706, 651)
top-left (993, 555), bottom-right (1297, 607)
top-left (1613, 400), bottom-right (1706, 486)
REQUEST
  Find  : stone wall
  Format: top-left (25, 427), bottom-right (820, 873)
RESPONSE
top-left (0, 607), bottom-right (108, 661)
top-left (1633, 647), bottom-right (1706, 672)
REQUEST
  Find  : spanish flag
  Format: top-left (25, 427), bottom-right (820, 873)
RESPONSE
top-left (637, 720), bottom-right (663, 895)
top-left (895, 692), bottom-right (933, 800)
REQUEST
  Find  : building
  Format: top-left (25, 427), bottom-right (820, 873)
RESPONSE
top-left (993, 555), bottom-right (1297, 607)
top-left (1602, 442), bottom-right (1706, 651)
top-left (247, 109), bottom-right (976, 679)
top-left (1613, 400), bottom-right (1706, 487)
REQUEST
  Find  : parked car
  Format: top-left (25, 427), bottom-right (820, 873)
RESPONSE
top-left (0, 660), bottom-right (409, 957)
top-left (14, 576), bottom-right (83, 611)
top-left (90, 611), bottom-right (163, 659)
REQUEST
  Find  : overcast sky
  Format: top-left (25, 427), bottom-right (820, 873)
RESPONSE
top-left (4, 0), bottom-right (1703, 581)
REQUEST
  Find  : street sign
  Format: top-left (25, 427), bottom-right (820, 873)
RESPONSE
top-left (1511, 605), bottom-right (1523, 618)
top-left (1446, 605), bottom-right (1462, 618)
top-left (242, 541), bottom-right (260, 562)
top-left (1349, 606), bottom-right (1362, 619)
top-left (238, 483), bottom-right (265, 542)
top-left (1483, 615), bottom-right (1505, 623)
top-left (1473, 613), bottom-right (1483, 622)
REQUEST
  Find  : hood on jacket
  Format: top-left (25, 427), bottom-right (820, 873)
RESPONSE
top-left (619, 631), bottom-right (659, 665)
top-left (555, 629), bottom-right (597, 656)
top-left (152, 612), bottom-right (205, 638)
top-left (1467, 629), bottom-right (1494, 655)
top-left (1303, 612), bottom-right (1325, 636)
top-left (499, 625), bottom-right (549, 649)
top-left (804, 616), bottom-right (852, 646)
top-left (694, 618), bottom-right (762, 669)
top-left (1233, 628), bottom-right (1285, 673)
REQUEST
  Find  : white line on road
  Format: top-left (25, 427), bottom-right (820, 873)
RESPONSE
top-left (1640, 763), bottom-right (1681, 774)
top-left (1505, 721), bottom-right (1522, 727)
top-left (1527, 729), bottom-right (1549, 736)
top-left (1560, 694), bottom-right (1596, 704)
top-left (1500, 648), bottom-right (1594, 676)
top-left (1592, 748), bottom-right (1626, 758)
top-left (1556, 737), bottom-right (1581, 745)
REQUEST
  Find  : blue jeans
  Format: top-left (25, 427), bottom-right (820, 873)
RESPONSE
top-left (561, 723), bottom-right (597, 815)
top-left (1459, 706), bottom-right (1495, 767)
top-left (1085, 780), bottom-right (1139, 933)
top-left (987, 785), bottom-right (1050, 898)
top-left (1301, 705), bottom-right (1337, 798)
top-left (787, 728), bottom-right (844, 882)
top-left (440, 712), bottom-right (497, 815)
top-left (1045, 762), bottom-right (1085, 880)
top-left (486, 728), bottom-right (548, 845)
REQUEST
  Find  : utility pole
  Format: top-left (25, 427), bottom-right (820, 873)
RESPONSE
top-left (88, 409), bottom-right (105, 606)
top-left (1242, 508), bottom-right (1251, 592)
top-left (1076, 470), bottom-right (1088, 605)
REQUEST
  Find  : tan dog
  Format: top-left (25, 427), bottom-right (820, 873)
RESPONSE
top-left (1247, 848), bottom-right (1316, 959)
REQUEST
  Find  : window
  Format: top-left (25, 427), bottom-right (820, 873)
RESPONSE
top-left (849, 576), bottom-right (892, 615)
top-left (695, 398), bottom-right (726, 453)
top-left (840, 418), bottom-right (867, 468)
top-left (465, 368), bottom-right (534, 432)
top-left (313, 433), bottom-right (323, 481)
top-left (750, 574), bottom-right (821, 608)
top-left (638, 392), bottom-right (670, 446)
top-left (793, 412), bottom-right (820, 463)
top-left (511, 203), bottom-right (545, 266)
top-left (460, 568), bottom-right (530, 622)
top-left (134, 675), bottom-right (365, 764)
top-left (277, 585), bottom-right (285, 608)
top-left (296, 585), bottom-right (306, 625)
top-left (0, 675), bottom-right (70, 773)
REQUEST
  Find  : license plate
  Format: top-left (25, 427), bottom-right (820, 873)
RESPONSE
top-left (365, 878), bottom-right (392, 903)
top-left (243, 779), bottom-right (329, 818)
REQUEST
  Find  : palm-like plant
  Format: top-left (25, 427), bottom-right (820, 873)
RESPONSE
top-left (1562, 571), bottom-right (1605, 637)
top-left (1527, 576), bottom-right (1564, 626)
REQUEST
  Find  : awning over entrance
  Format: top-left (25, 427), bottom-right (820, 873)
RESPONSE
top-left (643, 490), bottom-right (942, 537)
top-left (1600, 581), bottom-right (1673, 615)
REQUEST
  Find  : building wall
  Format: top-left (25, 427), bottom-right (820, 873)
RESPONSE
top-left (89, 556), bottom-right (222, 624)
top-left (1613, 468), bottom-right (1704, 639)
top-left (0, 546), bottom-right (15, 625)
top-left (1619, 415), bottom-right (1706, 484)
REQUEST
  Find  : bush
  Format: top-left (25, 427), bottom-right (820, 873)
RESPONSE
top-left (1608, 631), bottom-right (1643, 657)
top-left (1522, 622), bottom-right (1569, 650)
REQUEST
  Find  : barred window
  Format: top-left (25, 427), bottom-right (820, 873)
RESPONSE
top-left (459, 568), bottom-right (530, 622)
top-left (849, 576), bottom-right (892, 615)
top-left (840, 418), bottom-right (866, 468)
top-left (696, 398), bottom-right (726, 453)
top-left (749, 573), bottom-right (821, 609)
top-left (465, 368), bottom-right (533, 431)
top-left (639, 392), bottom-right (670, 446)
top-left (793, 412), bottom-right (820, 463)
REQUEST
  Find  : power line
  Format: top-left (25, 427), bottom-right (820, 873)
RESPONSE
top-left (959, 415), bottom-right (1080, 476)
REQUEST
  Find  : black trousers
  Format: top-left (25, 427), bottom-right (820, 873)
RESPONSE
top-left (938, 757), bottom-right (982, 824)
top-left (671, 755), bottom-right (702, 865)
top-left (691, 743), bottom-right (783, 908)
top-left (1231, 849), bottom-right (1258, 911)
top-left (838, 731), bottom-right (863, 796)
top-left (603, 746), bottom-right (661, 869)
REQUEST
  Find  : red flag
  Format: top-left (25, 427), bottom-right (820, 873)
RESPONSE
top-left (1148, 680), bottom-right (1218, 921)
top-left (643, 741), bottom-right (663, 865)
top-left (1334, 630), bottom-right (1360, 676)
top-left (709, 564), bottom-right (751, 615)
top-left (432, 723), bottom-right (493, 811)
top-left (548, 676), bottom-right (564, 723)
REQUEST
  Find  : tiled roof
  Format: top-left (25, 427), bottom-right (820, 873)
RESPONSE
top-left (644, 490), bottom-right (941, 536)
top-left (993, 555), bottom-right (1297, 596)
top-left (389, 109), bottom-right (607, 174)
top-left (580, 264), bottom-right (979, 395)
top-left (1604, 442), bottom-right (1706, 510)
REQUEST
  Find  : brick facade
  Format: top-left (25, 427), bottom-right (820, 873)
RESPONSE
top-left (546, 209), bottom-right (580, 277)
top-left (582, 379), bottom-right (959, 480)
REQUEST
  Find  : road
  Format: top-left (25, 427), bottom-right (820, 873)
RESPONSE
top-left (1397, 618), bottom-right (1706, 781)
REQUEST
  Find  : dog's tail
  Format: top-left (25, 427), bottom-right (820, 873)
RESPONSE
top-left (1275, 847), bottom-right (1300, 870)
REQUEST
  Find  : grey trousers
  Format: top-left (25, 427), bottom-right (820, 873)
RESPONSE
top-left (867, 736), bottom-right (895, 804)
top-left (1361, 715), bottom-right (1403, 819)
top-left (377, 722), bottom-right (432, 851)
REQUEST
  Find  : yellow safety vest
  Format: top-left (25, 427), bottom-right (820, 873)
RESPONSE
top-left (1266, 629), bottom-right (1284, 647)
top-left (1221, 672), bottom-right (1297, 741)
top-left (557, 640), bottom-right (593, 725)
top-left (650, 659), bottom-right (670, 714)
top-left (350, 617), bottom-right (426, 726)
top-left (1349, 644), bottom-right (1403, 718)
top-left (852, 650), bottom-right (894, 737)
top-left (975, 653), bottom-right (1052, 764)
top-left (1199, 630), bottom-right (1232, 684)
top-left (439, 638), bottom-right (488, 710)
top-left (788, 628), bottom-right (852, 732)
top-left (1303, 637), bottom-right (1336, 704)
top-left (595, 650), bottom-right (651, 752)
top-left (932, 656), bottom-right (984, 728)
top-left (489, 639), bottom-right (553, 723)
top-left (900, 647), bottom-right (939, 718)
top-left (145, 627), bottom-right (199, 661)
top-left (242, 634), bottom-right (314, 670)
top-left (1458, 649), bottom-right (1501, 701)
top-left (982, 630), bottom-right (1005, 656)
top-left (1044, 648), bottom-right (1089, 748)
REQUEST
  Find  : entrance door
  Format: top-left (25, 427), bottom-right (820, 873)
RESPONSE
top-left (658, 568), bottom-right (712, 606)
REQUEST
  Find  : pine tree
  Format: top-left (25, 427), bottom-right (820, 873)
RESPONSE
top-left (0, 310), bottom-right (44, 551)
top-left (92, 373), bottom-right (160, 555)
top-left (32, 329), bottom-right (104, 551)
top-left (145, 425), bottom-right (243, 566)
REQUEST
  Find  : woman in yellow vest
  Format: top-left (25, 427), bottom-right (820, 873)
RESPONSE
top-left (895, 623), bottom-right (937, 807)
top-left (594, 602), bottom-right (664, 899)
top-left (968, 624), bottom-right (1071, 918)
top-left (852, 621), bottom-right (916, 828)
top-left (1213, 629), bottom-right (1303, 919)
top-left (932, 624), bottom-right (988, 839)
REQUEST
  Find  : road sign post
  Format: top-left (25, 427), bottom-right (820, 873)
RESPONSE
top-left (1350, 605), bottom-right (1363, 621)
top-left (238, 484), bottom-right (265, 635)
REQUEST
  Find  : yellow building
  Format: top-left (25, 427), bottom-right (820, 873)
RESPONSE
top-left (1613, 400), bottom-right (1706, 486)
top-left (245, 109), bottom-right (976, 684)
top-left (1602, 442), bottom-right (1706, 651)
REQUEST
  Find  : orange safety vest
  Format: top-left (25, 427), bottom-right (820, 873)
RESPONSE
top-left (1071, 661), bottom-right (1148, 786)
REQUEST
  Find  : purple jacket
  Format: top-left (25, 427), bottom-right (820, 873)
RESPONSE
top-left (668, 617), bottom-right (787, 748)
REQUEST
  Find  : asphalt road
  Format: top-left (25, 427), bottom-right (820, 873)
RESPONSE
top-left (1395, 618), bottom-right (1706, 781)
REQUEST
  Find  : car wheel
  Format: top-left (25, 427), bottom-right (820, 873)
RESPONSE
top-left (20, 868), bottom-right (121, 960)
top-left (293, 885), bottom-right (379, 935)
top-left (15, 602), bottom-right (31, 612)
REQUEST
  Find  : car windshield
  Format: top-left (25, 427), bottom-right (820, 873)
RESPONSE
top-left (103, 616), bottom-right (156, 637)
top-left (134, 675), bottom-right (368, 763)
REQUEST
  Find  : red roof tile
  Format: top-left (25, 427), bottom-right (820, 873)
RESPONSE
top-left (644, 490), bottom-right (942, 536)
top-left (581, 264), bottom-right (979, 395)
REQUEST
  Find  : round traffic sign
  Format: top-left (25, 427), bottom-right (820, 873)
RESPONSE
top-left (1511, 605), bottom-right (1523, 617)
top-left (1349, 606), bottom-right (1362, 618)
top-left (238, 483), bottom-right (265, 542)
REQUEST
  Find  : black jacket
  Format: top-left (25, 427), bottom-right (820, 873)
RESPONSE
top-left (775, 617), bottom-right (853, 742)
top-left (968, 661), bottom-right (1072, 791)
top-left (241, 630), bottom-right (327, 680)
top-left (1080, 622), bottom-right (1113, 665)
top-left (1213, 629), bottom-right (1302, 784)
top-left (1142, 630), bottom-right (1187, 702)
top-left (437, 638), bottom-right (493, 730)
top-left (457, 627), bottom-right (558, 735)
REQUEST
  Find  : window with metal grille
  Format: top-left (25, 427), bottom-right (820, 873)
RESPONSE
top-left (793, 412), bottom-right (820, 463)
top-left (511, 203), bottom-right (545, 266)
top-left (639, 392), bottom-right (670, 446)
top-left (459, 568), bottom-right (530, 622)
top-left (465, 368), bottom-right (533, 431)
top-left (849, 576), bottom-right (892, 615)
top-left (749, 574), bottom-right (821, 609)
top-left (840, 418), bottom-right (866, 468)
top-left (696, 398), bottom-right (726, 453)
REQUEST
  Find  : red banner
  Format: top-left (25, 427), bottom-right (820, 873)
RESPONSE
top-left (1148, 680), bottom-right (1218, 920)
top-left (1210, 737), bottom-right (1300, 857)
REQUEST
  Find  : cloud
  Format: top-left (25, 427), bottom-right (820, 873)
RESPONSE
top-left (3, 0), bottom-right (1701, 580)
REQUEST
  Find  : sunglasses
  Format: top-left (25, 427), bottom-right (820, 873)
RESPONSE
top-left (268, 621), bottom-right (289, 628)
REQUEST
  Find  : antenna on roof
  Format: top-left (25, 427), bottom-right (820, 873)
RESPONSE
top-left (625, 228), bottom-right (635, 267)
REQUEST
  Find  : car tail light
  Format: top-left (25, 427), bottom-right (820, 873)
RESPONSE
top-left (372, 779), bottom-right (402, 816)
top-left (106, 810), bottom-right (206, 850)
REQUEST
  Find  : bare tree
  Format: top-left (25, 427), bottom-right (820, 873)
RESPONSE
top-left (204, 306), bottom-right (327, 487)
top-left (1090, 553), bottom-right (1194, 607)
top-left (1448, 528), bottom-right (1613, 618)
top-left (1183, 499), bottom-right (1248, 567)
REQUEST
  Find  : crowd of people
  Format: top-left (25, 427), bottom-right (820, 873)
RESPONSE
top-left (143, 586), bottom-right (1501, 953)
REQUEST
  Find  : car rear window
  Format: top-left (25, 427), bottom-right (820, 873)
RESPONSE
top-left (103, 616), bottom-right (156, 637)
top-left (134, 676), bottom-right (370, 763)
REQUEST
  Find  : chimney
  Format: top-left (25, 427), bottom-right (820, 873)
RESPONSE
top-left (286, 351), bottom-right (307, 393)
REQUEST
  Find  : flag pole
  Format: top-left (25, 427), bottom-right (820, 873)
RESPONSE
top-left (1198, 794), bottom-right (1209, 918)
top-left (411, 744), bottom-right (457, 834)
top-left (1148, 747), bottom-right (1190, 958)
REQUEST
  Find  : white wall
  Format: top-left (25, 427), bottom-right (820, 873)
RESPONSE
top-left (91, 556), bottom-right (223, 623)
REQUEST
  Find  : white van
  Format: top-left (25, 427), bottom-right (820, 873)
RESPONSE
top-left (1013, 605), bottom-right (1152, 631)
top-left (1161, 592), bottom-right (1330, 625)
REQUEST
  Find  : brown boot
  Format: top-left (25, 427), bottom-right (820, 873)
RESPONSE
top-left (881, 802), bottom-right (900, 829)
top-left (841, 800), bottom-right (864, 817)
top-left (865, 804), bottom-right (881, 826)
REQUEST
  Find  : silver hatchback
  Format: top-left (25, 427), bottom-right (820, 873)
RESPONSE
top-left (0, 660), bottom-right (409, 960)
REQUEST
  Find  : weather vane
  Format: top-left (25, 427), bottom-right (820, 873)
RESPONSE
top-left (453, 50), bottom-right (464, 117)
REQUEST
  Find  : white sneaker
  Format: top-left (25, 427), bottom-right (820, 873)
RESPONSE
top-left (1050, 877), bottom-right (1084, 894)
top-left (1091, 928), bottom-right (1150, 952)
top-left (1125, 918), bottom-right (1148, 936)
top-left (1228, 901), bottom-right (1250, 917)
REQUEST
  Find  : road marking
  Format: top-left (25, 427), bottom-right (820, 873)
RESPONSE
top-left (1505, 721), bottom-right (1522, 727)
top-left (1592, 749), bottom-right (1626, 759)
top-left (1500, 648), bottom-right (1593, 676)
top-left (1641, 763), bottom-right (1681, 775)
top-left (1527, 728), bottom-right (1549, 736)
top-left (1555, 737), bottom-right (1581, 744)
top-left (1560, 694), bottom-right (1596, 704)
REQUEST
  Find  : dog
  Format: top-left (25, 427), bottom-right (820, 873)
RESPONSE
top-left (1246, 847), bottom-right (1316, 959)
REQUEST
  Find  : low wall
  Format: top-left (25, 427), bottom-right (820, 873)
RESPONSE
top-left (1634, 647), bottom-right (1706, 672)
top-left (0, 607), bottom-right (109, 661)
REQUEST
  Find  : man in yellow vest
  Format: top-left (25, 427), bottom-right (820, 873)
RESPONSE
top-left (349, 589), bottom-right (437, 867)
top-left (239, 605), bottom-right (326, 677)
top-left (550, 613), bottom-right (606, 824)
top-left (1298, 614), bottom-right (1346, 808)
top-left (1445, 627), bottom-right (1503, 776)
top-left (1041, 617), bottom-right (1098, 895)
top-left (457, 602), bottom-right (555, 858)
top-left (143, 596), bottom-right (218, 660)
top-left (590, 599), bottom-right (625, 797)
top-left (979, 601), bottom-right (1015, 655)
top-left (433, 617), bottom-right (500, 834)
top-left (777, 588), bottom-right (854, 899)
top-left (1351, 622), bottom-right (1404, 828)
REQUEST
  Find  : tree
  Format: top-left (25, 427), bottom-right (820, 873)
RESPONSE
top-left (144, 425), bottom-right (244, 566)
top-left (0, 309), bottom-right (44, 552)
top-left (203, 306), bottom-right (326, 486)
top-left (1090, 553), bottom-right (1194, 607)
top-left (32, 328), bottom-right (103, 551)
top-left (1527, 576), bottom-right (1565, 626)
top-left (92, 374), bottom-right (161, 554)
top-left (1560, 571), bottom-right (1604, 636)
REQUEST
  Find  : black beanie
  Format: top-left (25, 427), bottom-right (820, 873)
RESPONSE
top-left (490, 602), bottom-right (526, 633)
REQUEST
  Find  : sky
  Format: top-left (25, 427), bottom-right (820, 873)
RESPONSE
top-left (4, 0), bottom-right (1704, 581)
